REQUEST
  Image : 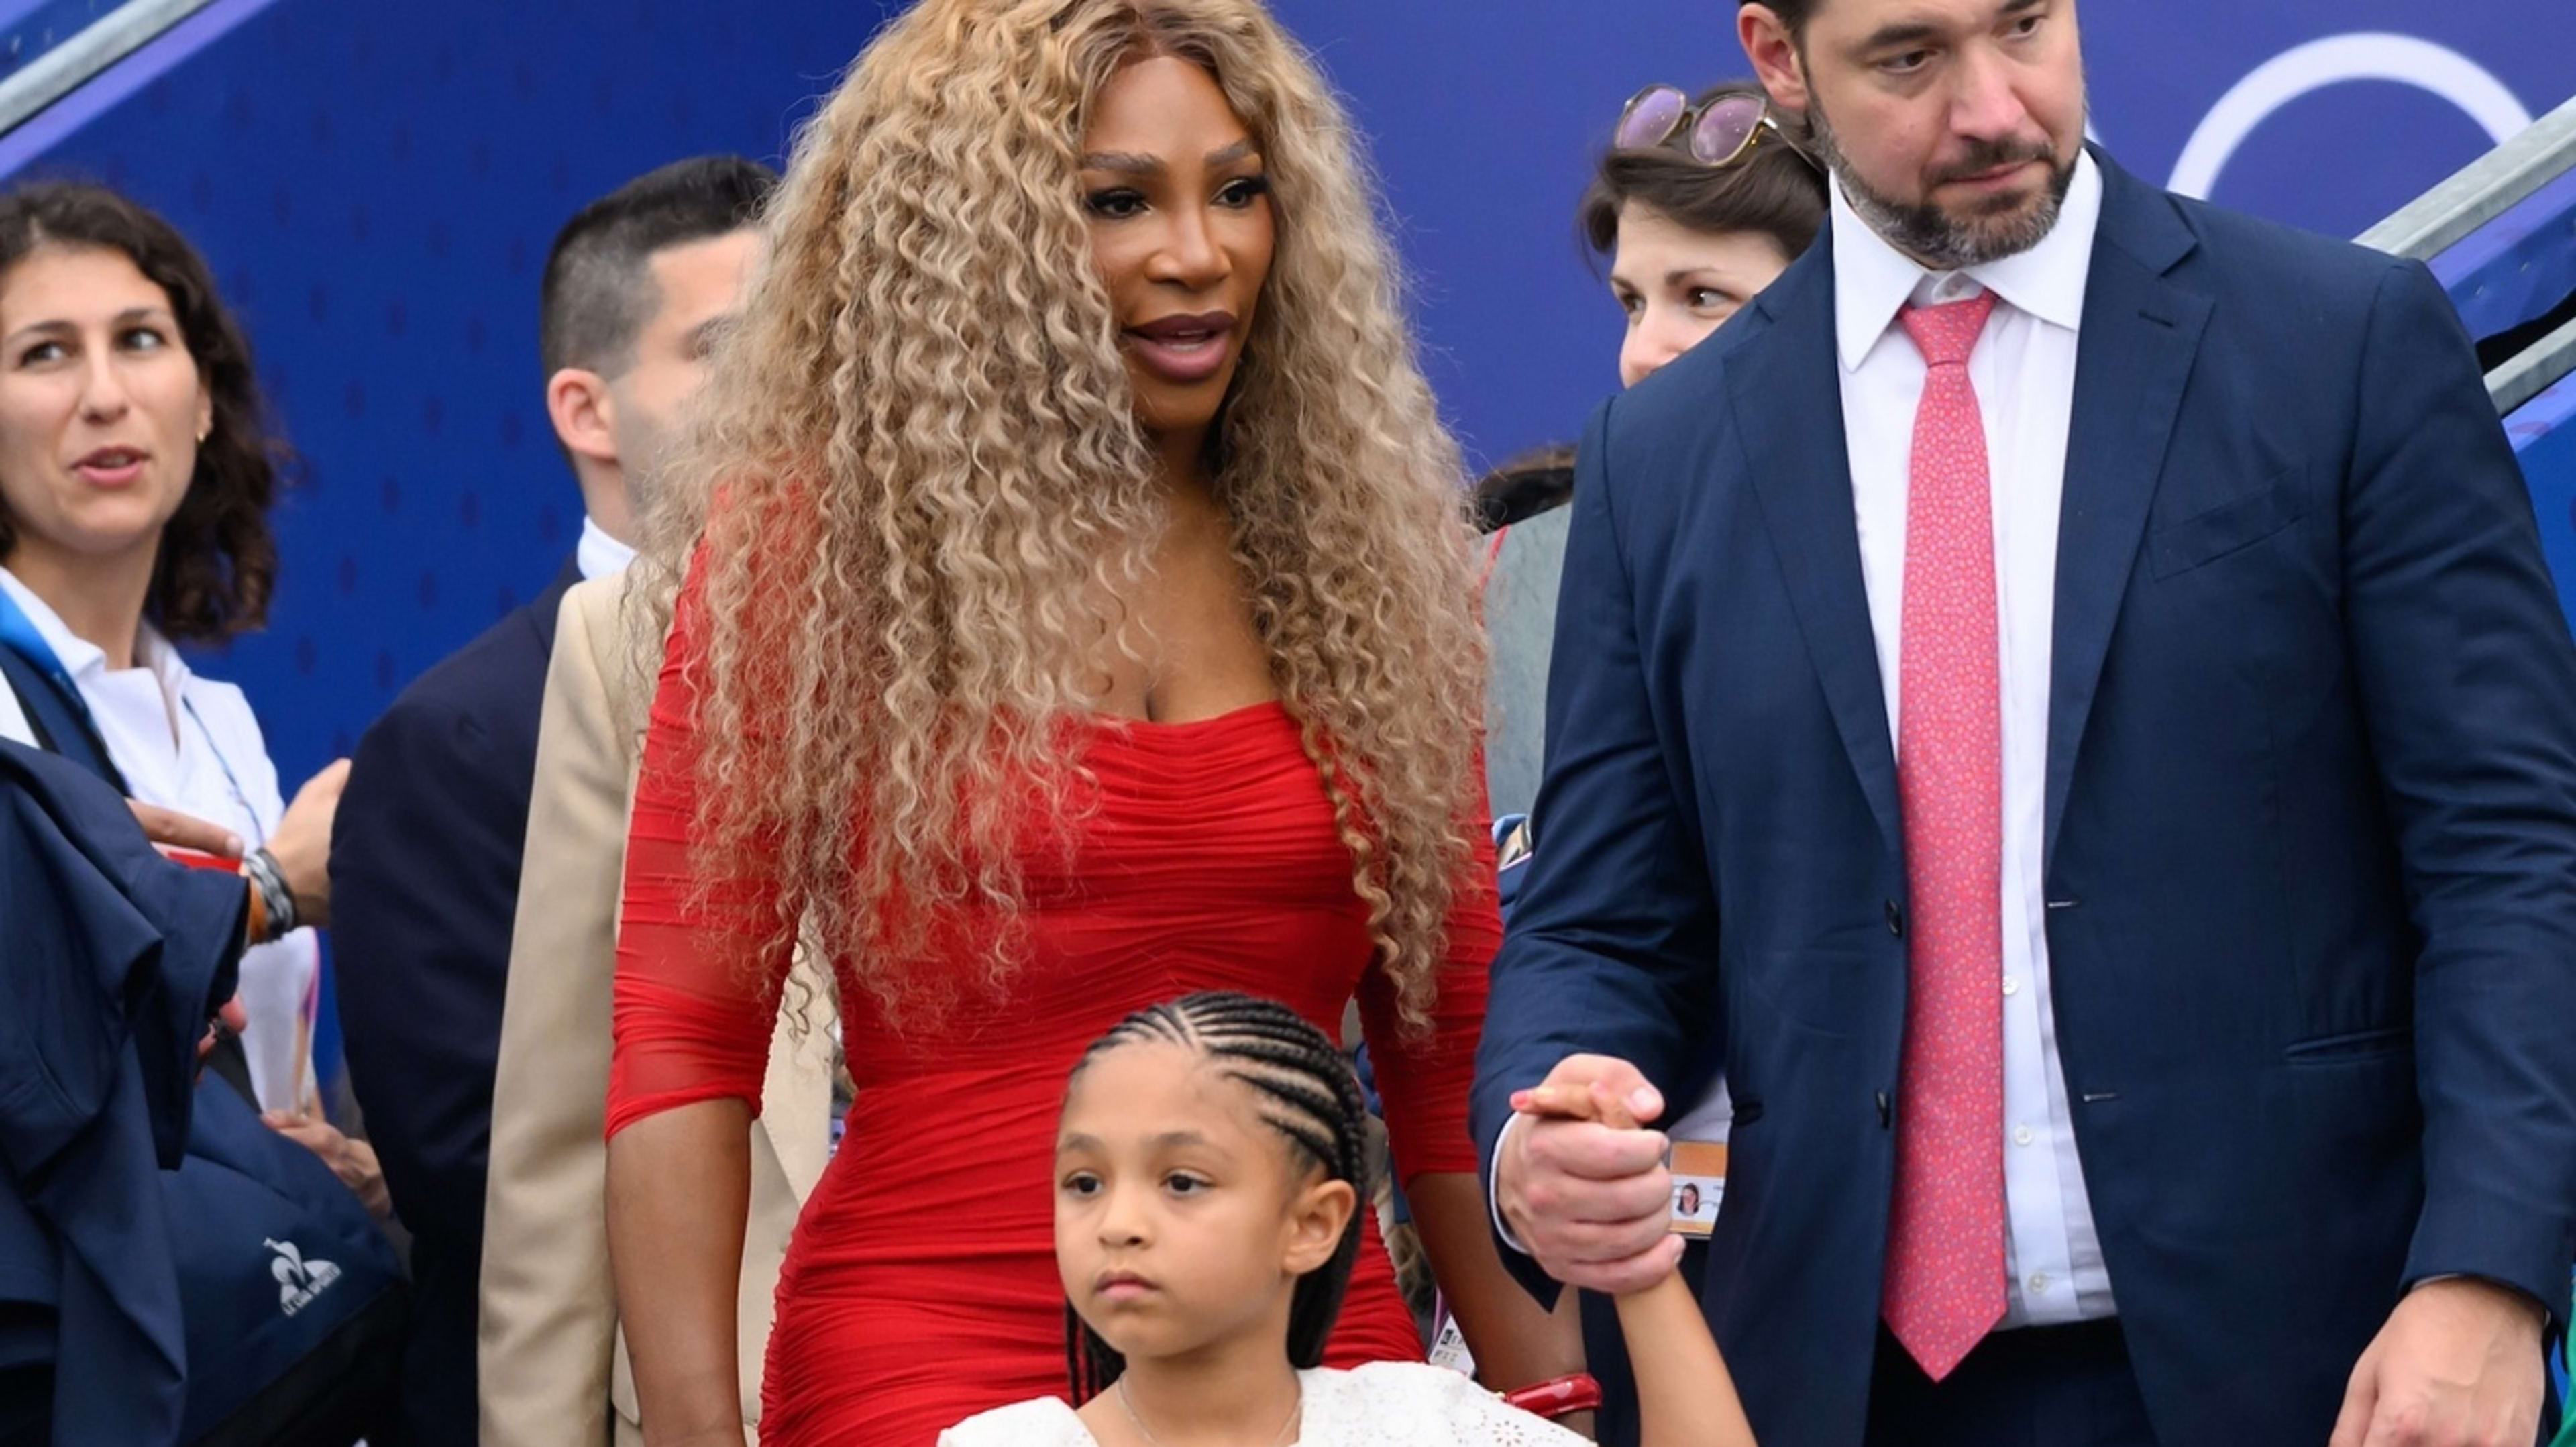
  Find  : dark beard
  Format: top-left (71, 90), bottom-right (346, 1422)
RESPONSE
top-left (1808, 95), bottom-right (2078, 270)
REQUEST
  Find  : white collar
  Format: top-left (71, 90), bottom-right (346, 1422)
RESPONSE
top-left (0, 564), bottom-right (188, 703)
top-left (577, 515), bottom-right (637, 582)
top-left (1831, 150), bottom-right (2103, 373)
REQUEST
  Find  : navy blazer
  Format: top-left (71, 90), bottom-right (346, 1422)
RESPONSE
top-left (331, 559), bottom-right (578, 1447)
top-left (1471, 153), bottom-right (2576, 1447)
top-left (0, 739), bottom-right (244, 1446)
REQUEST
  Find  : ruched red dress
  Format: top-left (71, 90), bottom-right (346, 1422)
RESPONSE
top-left (604, 580), bottom-right (1499, 1446)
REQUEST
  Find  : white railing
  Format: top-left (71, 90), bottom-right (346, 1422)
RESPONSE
top-left (0, 0), bottom-right (212, 136)
top-left (2360, 93), bottom-right (2576, 413)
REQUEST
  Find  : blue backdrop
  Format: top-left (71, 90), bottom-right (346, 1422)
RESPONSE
top-left (0, 0), bottom-right (2569, 790)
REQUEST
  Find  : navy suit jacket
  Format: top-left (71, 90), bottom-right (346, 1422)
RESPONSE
top-left (331, 558), bottom-right (577, 1447)
top-left (0, 739), bottom-right (244, 1446)
top-left (1471, 153), bottom-right (2576, 1447)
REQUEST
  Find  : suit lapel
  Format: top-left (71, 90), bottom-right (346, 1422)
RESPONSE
top-left (2045, 160), bottom-right (2210, 870)
top-left (1733, 252), bottom-right (1906, 859)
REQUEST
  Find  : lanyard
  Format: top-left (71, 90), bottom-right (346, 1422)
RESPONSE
top-left (0, 584), bottom-right (266, 847)
top-left (0, 582), bottom-right (129, 794)
top-left (182, 694), bottom-right (267, 849)
top-left (0, 582), bottom-right (83, 703)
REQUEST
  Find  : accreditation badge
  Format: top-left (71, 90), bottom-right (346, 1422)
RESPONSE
top-left (1668, 1140), bottom-right (1727, 1238)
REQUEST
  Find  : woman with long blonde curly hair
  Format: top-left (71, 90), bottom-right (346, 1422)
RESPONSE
top-left (600, 2), bottom-right (1575, 1442)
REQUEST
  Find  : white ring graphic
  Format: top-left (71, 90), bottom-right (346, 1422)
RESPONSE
top-left (2169, 33), bottom-right (2532, 201)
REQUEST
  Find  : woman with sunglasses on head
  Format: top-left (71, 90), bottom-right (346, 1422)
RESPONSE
top-left (0, 182), bottom-right (380, 1205)
top-left (1593, 81), bottom-right (1829, 388)
top-left (1485, 82), bottom-right (1826, 823)
top-left (602, 3), bottom-right (1572, 1443)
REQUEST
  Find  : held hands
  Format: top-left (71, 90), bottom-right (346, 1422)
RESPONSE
top-left (1511, 1075), bottom-right (1687, 1295)
top-left (1517, 1075), bottom-right (1760, 1447)
top-left (2329, 1277), bottom-right (2545, 1447)
top-left (1499, 1054), bottom-right (1679, 1295)
top-left (267, 759), bottom-right (350, 928)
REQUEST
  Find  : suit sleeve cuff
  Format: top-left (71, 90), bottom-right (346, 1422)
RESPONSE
top-left (2404, 1193), bottom-right (2576, 1331)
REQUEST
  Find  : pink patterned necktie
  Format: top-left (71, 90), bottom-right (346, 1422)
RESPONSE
top-left (1882, 290), bottom-right (2006, 1381)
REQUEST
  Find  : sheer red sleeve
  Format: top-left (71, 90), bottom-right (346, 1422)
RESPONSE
top-left (1360, 815), bottom-right (1501, 1190)
top-left (603, 566), bottom-right (793, 1138)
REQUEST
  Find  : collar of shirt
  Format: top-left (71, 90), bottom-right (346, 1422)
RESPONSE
top-left (577, 515), bottom-right (638, 582)
top-left (0, 565), bottom-right (191, 737)
top-left (1831, 150), bottom-right (2104, 373)
top-left (0, 565), bottom-right (186, 686)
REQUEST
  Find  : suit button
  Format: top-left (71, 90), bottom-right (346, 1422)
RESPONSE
top-left (1885, 901), bottom-right (1904, 937)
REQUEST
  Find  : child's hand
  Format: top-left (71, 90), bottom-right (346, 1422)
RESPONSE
top-left (1513, 1079), bottom-right (1645, 1131)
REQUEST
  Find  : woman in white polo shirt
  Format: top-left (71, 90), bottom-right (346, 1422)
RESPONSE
top-left (0, 182), bottom-right (377, 1208)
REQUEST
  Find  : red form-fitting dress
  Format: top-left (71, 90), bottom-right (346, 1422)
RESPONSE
top-left (604, 575), bottom-right (1499, 1447)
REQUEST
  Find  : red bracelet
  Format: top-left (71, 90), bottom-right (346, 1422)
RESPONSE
top-left (1502, 1373), bottom-right (1603, 1419)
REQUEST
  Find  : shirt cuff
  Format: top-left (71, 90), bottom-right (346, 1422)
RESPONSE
top-left (1489, 1113), bottom-right (1533, 1256)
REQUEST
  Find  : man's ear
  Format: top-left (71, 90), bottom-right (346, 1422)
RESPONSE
top-left (1282, 1177), bottom-right (1357, 1277)
top-left (1741, 5), bottom-right (1812, 115)
top-left (545, 366), bottom-right (619, 467)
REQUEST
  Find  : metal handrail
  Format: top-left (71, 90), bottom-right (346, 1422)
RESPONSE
top-left (2359, 92), bottom-right (2576, 264)
top-left (2490, 315), bottom-right (2576, 419)
top-left (2356, 91), bottom-right (2576, 415)
top-left (0, 0), bottom-right (210, 136)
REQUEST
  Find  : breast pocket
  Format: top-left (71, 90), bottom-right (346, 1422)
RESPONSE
top-left (2149, 464), bottom-right (2306, 579)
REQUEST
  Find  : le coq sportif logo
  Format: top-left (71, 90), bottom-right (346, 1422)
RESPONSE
top-left (264, 1237), bottom-right (343, 1318)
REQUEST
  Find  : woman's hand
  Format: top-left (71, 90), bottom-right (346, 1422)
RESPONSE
top-left (266, 759), bottom-right (350, 928)
top-left (130, 798), bottom-right (244, 859)
top-left (264, 1106), bottom-right (394, 1221)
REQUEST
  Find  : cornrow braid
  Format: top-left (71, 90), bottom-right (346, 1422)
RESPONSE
top-left (1065, 992), bottom-right (1373, 1401)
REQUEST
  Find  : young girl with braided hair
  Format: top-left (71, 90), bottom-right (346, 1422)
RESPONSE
top-left (939, 994), bottom-right (1758, 1446)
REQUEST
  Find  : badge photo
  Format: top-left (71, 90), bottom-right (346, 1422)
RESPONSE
top-left (1668, 1140), bottom-right (1727, 1238)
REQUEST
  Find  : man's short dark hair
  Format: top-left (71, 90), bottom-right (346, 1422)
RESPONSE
top-left (538, 155), bottom-right (776, 380)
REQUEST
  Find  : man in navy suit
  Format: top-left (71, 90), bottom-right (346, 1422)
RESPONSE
top-left (329, 155), bottom-right (771, 1447)
top-left (1472, 3), bottom-right (2576, 1446)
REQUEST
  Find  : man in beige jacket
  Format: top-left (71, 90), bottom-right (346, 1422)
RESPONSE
top-left (478, 570), bottom-right (836, 1446)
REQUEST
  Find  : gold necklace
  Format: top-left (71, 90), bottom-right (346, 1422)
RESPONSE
top-left (1114, 1375), bottom-right (1303, 1447)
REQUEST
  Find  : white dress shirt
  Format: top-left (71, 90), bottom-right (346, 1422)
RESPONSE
top-left (1833, 154), bottom-right (2114, 1325)
top-left (0, 567), bottom-right (320, 1115)
top-left (576, 515), bottom-right (637, 582)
